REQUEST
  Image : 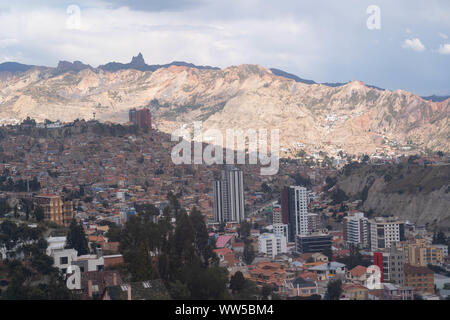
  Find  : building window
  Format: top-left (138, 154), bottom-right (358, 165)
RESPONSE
top-left (60, 256), bottom-right (68, 265)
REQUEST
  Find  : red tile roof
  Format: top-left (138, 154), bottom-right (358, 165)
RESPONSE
top-left (349, 265), bottom-right (367, 277)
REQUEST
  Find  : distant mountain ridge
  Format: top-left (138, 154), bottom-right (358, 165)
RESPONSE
top-left (0, 62), bottom-right (36, 73)
top-left (0, 55), bottom-right (445, 99)
top-left (96, 52), bottom-right (221, 72)
top-left (0, 54), bottom-right (448, 155)
top-left (270, 68), bottom-right (386, 91)
top-left (421, 95), bottom-right (450, 102)
top-left (0, 53), bottom-right (220, 75)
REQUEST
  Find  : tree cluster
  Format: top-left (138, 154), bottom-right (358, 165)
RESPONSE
top-left (119, 193), bottom-right (229, 300)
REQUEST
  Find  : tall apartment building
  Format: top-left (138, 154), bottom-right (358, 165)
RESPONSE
top-left (35, 194), bottom-right (73, 226)
top-left (282, 186), bottom-right (309, 242)
top-left (213, 166), bottom-right (245, 223)
top-left (373, 247), bottom-right (405, 285)
top-left (273, 223), bottom-right (289, 239)
top-left (272, 204), bottom-right (282, 224)
top-left (403, 239), bottom-right (444, 266)
top-left (404, 264), bottom-right (434, 294)
top-left (343, 212), bottom-right (368, 248)
top-left (258, 233), bottom-right (287, 259)
top-left (129, 107), bottom-right (152, 132)
top-left (368, 217), bottom-right (405, 252)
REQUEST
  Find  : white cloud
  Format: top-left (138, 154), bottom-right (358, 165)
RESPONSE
top-left (0, 38), bottom-right (18, 48)
top-left (438, 43), bottom-right (450, 55)
top-left (402, 38), bottom-right (425, 52)
top-left (438, 32), bottom-right (448, 40)
top-left (0, 1), bottom-right (449, 96)
top-left (0, 6), bottom-right (318, 69)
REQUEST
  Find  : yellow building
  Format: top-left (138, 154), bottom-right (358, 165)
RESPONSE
top-left (35, 194), bottom-right (73, 226)
top-left (403, 239), bottom-right (444, 266)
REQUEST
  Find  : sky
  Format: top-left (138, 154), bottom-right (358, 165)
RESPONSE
top-left (0, 0), bottom-right (449, 96)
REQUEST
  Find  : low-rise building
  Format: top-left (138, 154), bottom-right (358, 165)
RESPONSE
top-left (282, 277), bottom-right (319, 298)
top-left (341, 283), bottom-right (369, 300)
top-left (258, 233), bottom-right (287, 259)
top-left (404, 264), bottom-right (434, 294)
top-left (296, 232), bottom-right (332, 254)
top-left (382, 283), bottom-right (414, 300)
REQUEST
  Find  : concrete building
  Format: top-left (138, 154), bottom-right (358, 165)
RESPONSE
top-left (258, 233), bottom-right (287, 259)
top-left (404, 264), bottom-right (434, 294)
top-left (308, 261), bottom-right (346, 281)
top-left (341, 283), bottom-right (369, 300)
top-left (272, 204), bottom-right (282, 224)
top-left (296, 232), bottom-right (332, 254)
top-left (282, 186), bottom-right (309, 242)
top-left (35, 194), bottom-right (73, 226)
top-left (213, 166), bottom-right (245, 223)
top-left (368, 217), bottom-right (405, 252)
top-left (46, 236), bottom-right (104, 275)
top-left (282, 277), bottom-right (319, 298)
top-left (382, 283), bottom-right (414, 300)
top-left (129, 107), bottom-right (152, 132)
top-left (403, 239), bottom-right (444, 266)
top-left (431, 244), bottom-right (448, 258)
top-left (273, 223), bottom-right (289, 240)
top-left (307, 213), bottom-right (320, 233)
top-left (343, 211), bottom-right (368, 248)
top-left (73, 254), bottom-right (105, 272)
top-left (373, 247), bottom-right (405, 285)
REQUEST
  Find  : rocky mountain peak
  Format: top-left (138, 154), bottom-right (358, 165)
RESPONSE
top-left (130, 52), bottom-right (146, 67)
top-left (56, 60), bottom-right (92, 73)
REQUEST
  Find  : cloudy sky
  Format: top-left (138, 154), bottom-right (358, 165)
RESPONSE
top-left (0, 0), bottom-right (449, 95)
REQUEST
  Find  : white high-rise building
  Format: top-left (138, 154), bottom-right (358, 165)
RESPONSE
top-left (213, 165), bottom-right (245, 223)
top-left (344, 212), bottom-right (369, 248)
top-left (293, 186), bottom-right (309, 237)
top-left (282, 186), bottom-right (309, 241)
top-left (258, 233), bottom-right (287, 259)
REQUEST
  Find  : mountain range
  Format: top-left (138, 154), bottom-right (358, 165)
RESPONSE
top-left (0, 53), bottom-right (448, 155)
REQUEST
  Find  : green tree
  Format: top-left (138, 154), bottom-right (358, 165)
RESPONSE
top-left (189, 207), bottom-right (215, 266)
top-left (325, 279), bottom-right (342, 300)
top-left (232, 279), bottom-right (259, 300)
top-left (432, 231), bottom-right (447, 245)
top-left (168, 280), bottom-right (190, 299)
top-left (243, 240), bottom-right (255, 265)
top-left (239, 221), bottom-right (251, 239)
top-left (119, 214), bottom-right (159, 281)
top-left (1, 225), bottom-right (72, 300)
top-left (105, 224), bottom-right (122, 242)
top-left (337, 245), bottom-right (368, 269)
top-left (261, 284), bottom-right (272, 300)
top-left (34, 206), bottom-right (45, 222)
top-left (66, 219), bottom-right (89, 255)
top-left (230, 271), bottom-right (246, 293)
